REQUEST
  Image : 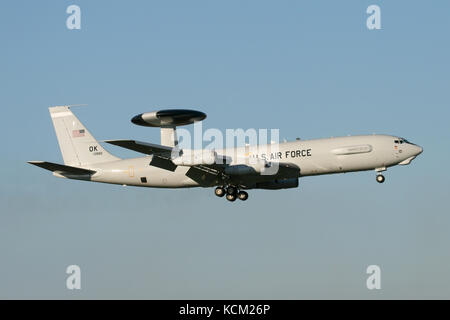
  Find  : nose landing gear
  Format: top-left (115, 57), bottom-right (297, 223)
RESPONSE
top-left (376, 174), bottom-right (385, 183)
top-left (375, 167), bottom-right (386, 184)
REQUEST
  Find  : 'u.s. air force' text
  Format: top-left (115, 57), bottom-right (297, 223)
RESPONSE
top-left (252, 149), bottom-right (312, 161)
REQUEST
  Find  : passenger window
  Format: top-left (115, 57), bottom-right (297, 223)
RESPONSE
top-left (140, 177), bottom-right (147, 183)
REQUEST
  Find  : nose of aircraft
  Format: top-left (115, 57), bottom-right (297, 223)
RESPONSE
top-left (413, 144), bottom-right (423, 156)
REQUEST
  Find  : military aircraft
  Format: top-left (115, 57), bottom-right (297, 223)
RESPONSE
top-left (28, 106), bottom-right (423, 202)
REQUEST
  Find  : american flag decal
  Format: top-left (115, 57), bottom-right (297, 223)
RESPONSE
top-left (72, 129), bottom-right (85, 138)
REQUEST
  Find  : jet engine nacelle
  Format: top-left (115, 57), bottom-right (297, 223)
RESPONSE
top-left (172, 149), bottom-right (216, 166)
top-left (254, 178), bottom-right (299, 190)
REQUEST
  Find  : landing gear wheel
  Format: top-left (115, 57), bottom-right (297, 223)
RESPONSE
top-left (226, 194), bottom-right (237, 202)
top-left (237, 191), bottom-right (248, 201)
top-left (215, 187), bottom-right (225, 197)
top-left (376, 174), bottom-right (385, 183)
top-left (226, 186), bottom-right (237, 195)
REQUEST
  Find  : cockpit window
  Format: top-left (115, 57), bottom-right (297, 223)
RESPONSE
top-left (395, 138), bottom-right (409, 144)
top-left (403, 138), bottom-right (410, 143)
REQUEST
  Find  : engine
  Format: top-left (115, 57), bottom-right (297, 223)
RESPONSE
top-left (254, 178), bottom-right (299, 190)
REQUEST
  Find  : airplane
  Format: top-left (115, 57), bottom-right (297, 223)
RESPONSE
top-left (28, 106), bottom-right (423, 202)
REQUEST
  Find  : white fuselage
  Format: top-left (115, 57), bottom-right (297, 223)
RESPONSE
top-left (72, 134), bottom-right (422, 188)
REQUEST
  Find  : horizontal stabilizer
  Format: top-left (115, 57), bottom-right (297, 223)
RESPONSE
top-left (27, 161), bottom-right (96, 175)
top-left (104, 140), bottom-right (173, 155)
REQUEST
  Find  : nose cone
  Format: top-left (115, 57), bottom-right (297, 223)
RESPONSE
top-left (413, 145), bottom-right (423, 156)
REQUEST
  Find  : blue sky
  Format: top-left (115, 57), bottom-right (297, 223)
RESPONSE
top-left (0, 0), bottom-right (449, 298)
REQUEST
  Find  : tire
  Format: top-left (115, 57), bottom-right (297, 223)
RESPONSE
top-left (376, 175), bottom-right (385, 183)
top-left (226, 186), bottom-right (237, 195)
top-left (215, 187), bottom-right (225, 197)
top-left (226, 194), bottom-right (236, 202)
top-left (238, 191), bottom-right (248, 201)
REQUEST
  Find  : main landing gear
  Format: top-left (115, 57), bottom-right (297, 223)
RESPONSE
top-left (215, 186), bottom-right (248, 202)
top-left (214, 186), bottom-right (226, 197)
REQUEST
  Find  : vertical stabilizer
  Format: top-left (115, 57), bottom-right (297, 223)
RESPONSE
top-left (49, 106), bottom-right (120, 166)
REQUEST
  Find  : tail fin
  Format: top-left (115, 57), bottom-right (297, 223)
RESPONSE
top-left (49, 106), bottom-right (120, 166)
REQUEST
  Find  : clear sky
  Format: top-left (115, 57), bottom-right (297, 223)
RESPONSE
top-left (0, 0), bottom-right (449, 299)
